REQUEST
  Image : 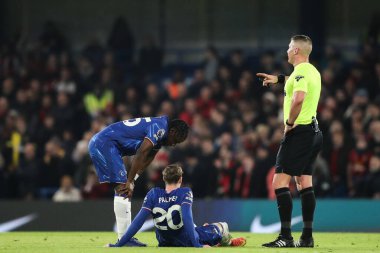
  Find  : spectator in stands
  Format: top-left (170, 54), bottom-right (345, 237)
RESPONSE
top-left (82, 170), bottom-right (111, 199)
top-left (202, 46), bottom-right (219, 82)
top-left (53, 175), bottom-right (82, 202)
top-left (347, 135), bottom-right (372, 197)
top-left (18, 143), bottom-right (40, 199)
top-left (52, 92), bottom-right (75, 135)
top-left (83, 83), bottom-right (113, 118)
top-left (233, 154), bottom-right (254, 198)
top-left (55, 68), bottom-right (76, 95)
top-left (323, 125), bottom-right (350, 197)
top-left (369, 120), bottom-right (380, 154)
top-left (38, 138), bottom-right (75, 198)
top-left (0, 19), bottom-right (379, 200)
top-left (366, 154), bottom-right (380, 198)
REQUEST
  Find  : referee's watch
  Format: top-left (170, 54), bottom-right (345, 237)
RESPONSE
top-left (285, 119), bottom-right (294, 127)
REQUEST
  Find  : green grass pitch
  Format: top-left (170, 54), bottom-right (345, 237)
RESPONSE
top-left (0, 232), bottom-right (379, 253)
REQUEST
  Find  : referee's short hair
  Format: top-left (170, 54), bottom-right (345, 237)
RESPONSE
top-left (163, 164), bottom-right (183, 184)
top-left (291, 35), bottom-right (312, 45)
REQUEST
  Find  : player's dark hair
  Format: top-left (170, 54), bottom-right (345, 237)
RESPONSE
top-left (169, 119), bottom-right (189, 142)
top-left (163, 164), bottom-right (183, 184)
top-left (291, 35), bottom-right (312, 45)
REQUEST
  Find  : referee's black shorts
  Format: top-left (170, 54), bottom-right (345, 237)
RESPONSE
top-left (275, 124), bottom-right (323, 176)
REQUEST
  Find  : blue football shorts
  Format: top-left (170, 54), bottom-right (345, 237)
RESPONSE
top-left (88, 134), bottom-right (127, 184)
top-left (196, 224), bottom-right (223, 246)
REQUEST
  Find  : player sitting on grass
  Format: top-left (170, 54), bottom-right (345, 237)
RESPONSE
top-left (107, 164), bottom-right (246, 247)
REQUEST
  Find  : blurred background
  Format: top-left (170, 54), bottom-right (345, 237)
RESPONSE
top-left (0, 0), bottom-right (380, 232)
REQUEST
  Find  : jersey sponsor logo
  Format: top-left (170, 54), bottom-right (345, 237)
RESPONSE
top-left (295, 75), bottom-right (304, 82)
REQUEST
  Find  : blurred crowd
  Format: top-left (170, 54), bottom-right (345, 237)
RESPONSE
top-left (1, 18), bottom-right (380, 201)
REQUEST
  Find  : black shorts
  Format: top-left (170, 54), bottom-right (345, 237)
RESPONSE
top-left (275, 124), bottom-right (323, 176)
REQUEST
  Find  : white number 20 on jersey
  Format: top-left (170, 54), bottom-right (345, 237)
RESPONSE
top-left (123, 117), bottom-right (152, 127)
top-left (152, 204), bottom-right (183, 230)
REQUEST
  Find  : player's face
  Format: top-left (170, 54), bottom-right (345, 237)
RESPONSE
top-left (287, 40), bottom-right (296, 64)
top-left (164, 130), bottom-right (185, 147)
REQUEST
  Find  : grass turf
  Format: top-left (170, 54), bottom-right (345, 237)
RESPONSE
top-left (0, 232), bottom-right (379, 253)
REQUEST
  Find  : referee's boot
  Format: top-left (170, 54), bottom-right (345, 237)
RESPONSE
top-left (262, 235), bottom-right (295, 248)
top-left (295, 237), bottom-right (314, 248)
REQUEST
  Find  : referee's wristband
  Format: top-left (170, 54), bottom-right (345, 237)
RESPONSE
top-left (285, 119), bottom-right (294, 127)
top-left (277, 74), bottom-right (285, 84)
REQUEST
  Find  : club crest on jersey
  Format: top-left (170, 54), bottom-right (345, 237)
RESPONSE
top-left (154, 129), bottom-right (165, 141)
top-left (295, 75), bottom-right (304, 82)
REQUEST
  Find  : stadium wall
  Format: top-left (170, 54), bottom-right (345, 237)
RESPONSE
top-left (1, 200), bottom-right (379, 232)
top-left (2, 0), bottom-right (376, 50)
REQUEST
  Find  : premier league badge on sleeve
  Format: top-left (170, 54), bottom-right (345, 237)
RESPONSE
top-left (157, 129), bottom-right (165, 138)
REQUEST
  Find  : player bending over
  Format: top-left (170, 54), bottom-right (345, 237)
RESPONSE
top-left (88, 116), bottom-right (188, 245)
top-left (107, 164), bottom-right (246, 247)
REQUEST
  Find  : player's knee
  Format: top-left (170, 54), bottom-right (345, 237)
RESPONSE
top-left (272, 173), bottom-right (291, 189)
top-left (297, 176), bottom-right (313, 191)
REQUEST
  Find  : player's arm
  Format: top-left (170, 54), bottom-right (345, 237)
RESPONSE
top-left (181, 202), bottom-right (203, 247)
top-left (285, 68), bottom-right (308, 133)
top-left (287, 91), bottom-right (306, 125)
top-left (284, 91), bottom-right (306, 135)
top-left (126, 148), bottom-right (158, 182)
top-left (126, 139), bottom-right (155, 192)
top-left (141, 148), bottom-right (159, 172)
top-left (108, 208), bottom-right (150, 247)
top-left (256, 73), bottom-right (289, 86)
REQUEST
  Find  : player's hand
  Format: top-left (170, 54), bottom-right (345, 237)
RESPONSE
top-left (256, 73), bottom-right (278, 86)
top-left (284, 124), bottom-right (297, 135)
top-left (115, 181), bottom-right (134, 199)
top-left (104, 243), bottom-right (119, 247)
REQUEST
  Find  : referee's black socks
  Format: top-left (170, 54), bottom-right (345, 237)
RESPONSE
top-left (300, 187), bottom-right (316, 239)
top-left (275, 187), bottom-right (293, 239)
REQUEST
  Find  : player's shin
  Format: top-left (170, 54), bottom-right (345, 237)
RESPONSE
top-left (300, 187), bottom-right (315, 239)
top-left (114, 195), bottom-right (131, 239)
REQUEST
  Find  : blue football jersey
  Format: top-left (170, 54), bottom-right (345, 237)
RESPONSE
top-left (142, 187), bottom-right (196, 247)
top-left (96, 116), bottom-right (169, 156)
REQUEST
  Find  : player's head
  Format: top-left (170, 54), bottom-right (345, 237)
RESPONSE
top-left (287, 35), bottom-right (312, 64)
top-left (163, 164), bottom-right (183, 185)
top-left (164, 119), bottom-right (189, 147)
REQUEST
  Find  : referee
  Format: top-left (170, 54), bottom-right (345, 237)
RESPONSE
top-left (257, 35), bottom-right (323, 248)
